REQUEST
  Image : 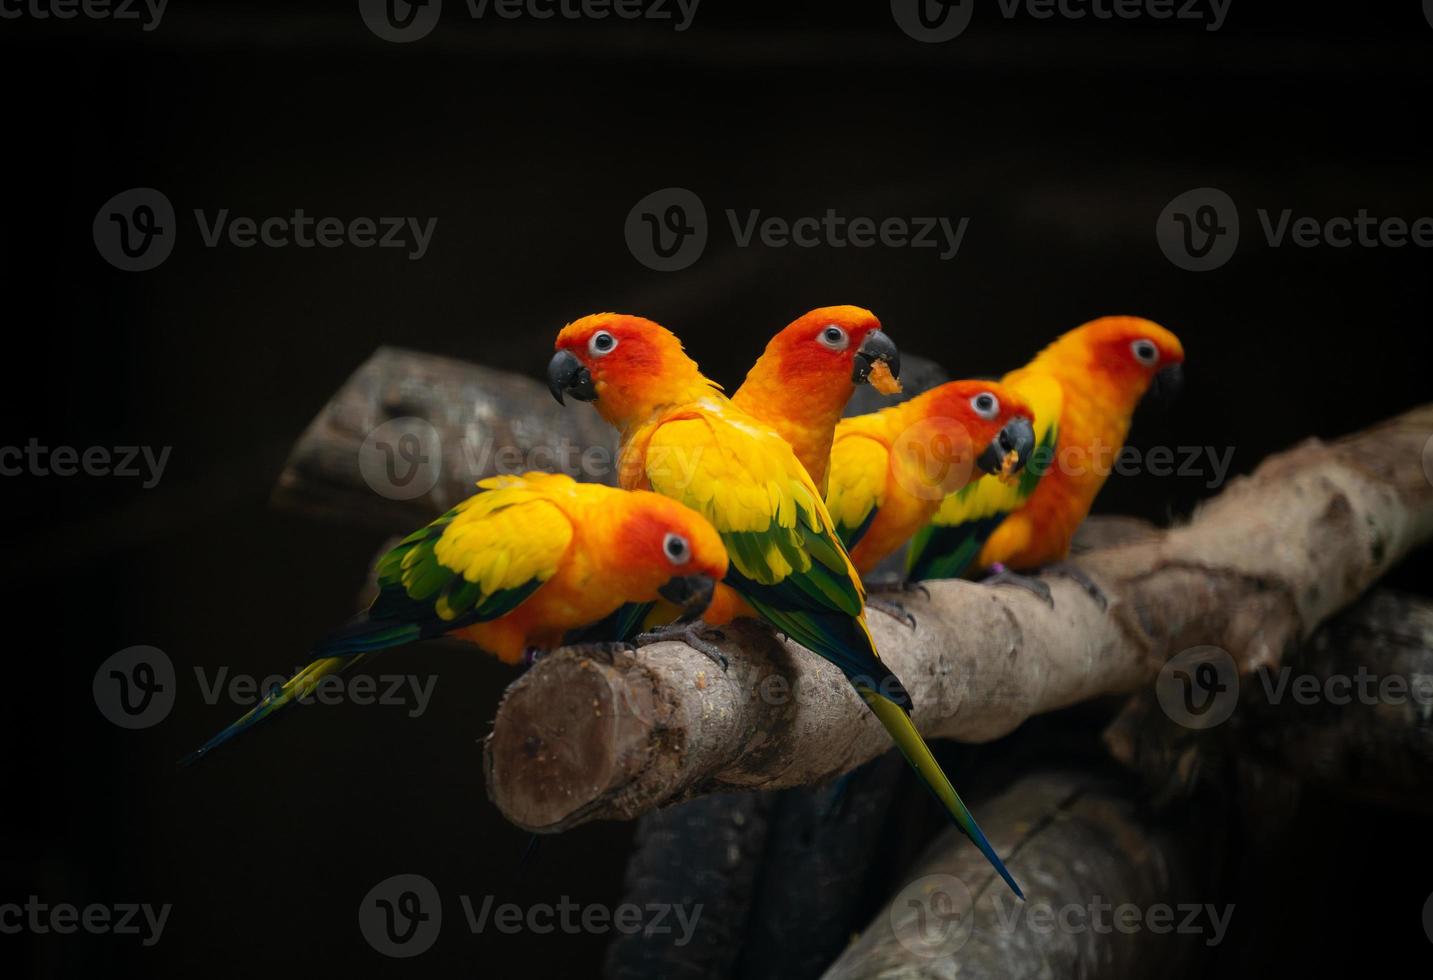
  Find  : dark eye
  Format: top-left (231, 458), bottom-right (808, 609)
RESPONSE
top-left (970, 392), bottom-right (999, 420)
top-left (663, 532), bottom-right (691, 565)
top-left (590, 331), bottom-right (618, 356)
top-left (818, 325), bottom-right (849, 351)
top-left (1131, 339), bottom-right (1159, 366)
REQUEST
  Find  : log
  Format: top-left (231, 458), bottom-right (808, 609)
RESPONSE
top-left (1106, 588), bottom-right (1433, 812)
top-left (271, 346), bottom-right (616, 530)
top-left (484, 404), bottom-right (1433, 832)
top-left (819, 771), bottom-right (1230, 980)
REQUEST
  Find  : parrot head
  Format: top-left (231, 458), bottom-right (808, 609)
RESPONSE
top-left (744, 305), bottom-right (901, 401)
top-left (548, 313), bottom-right (717, 427)
top-left (1060, 316), bottom-right (1185, 408)
top-left (619, 492), bottom-right (730, 620)
top-left (923, 380), bottom-right (1038, 480)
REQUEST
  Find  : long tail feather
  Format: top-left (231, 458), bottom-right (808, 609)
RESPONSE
top-left (857, 685), bottom-right (1024, 900)
top-left (179, 653), bottom-right (367, 767)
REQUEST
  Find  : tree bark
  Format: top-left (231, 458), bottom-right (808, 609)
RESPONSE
top-left (484, 404), bottom-right (1433, 832)
top-left (819, 771), bottom-right (1230, 980)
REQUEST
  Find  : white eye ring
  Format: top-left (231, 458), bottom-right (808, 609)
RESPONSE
top-left (589, 331), bottom-right (618, 357)
top-left (1131, 339), bottom-right (1159, 366)
top-left (663, 532), bottom-right (691, 565)
top-left (818, 325), bottom-right (849, 351)
top-left (970, 392), bottom-right (999, 420)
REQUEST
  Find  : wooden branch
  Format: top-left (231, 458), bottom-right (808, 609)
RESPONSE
top-left (819, 771), bottom-right (1229, 980)
top-left (1107, 587), bottom-right (1433, 812)
top-left (271, 346), bottom-right (616, 530)
top-left (484, 404), bottom-right (1433, 832)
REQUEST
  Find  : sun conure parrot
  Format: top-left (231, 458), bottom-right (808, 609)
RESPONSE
top-left (183, 472), bottom-right (727, 764)
top-left (547, 313), bottom-right (1024, 899)
top-left (825, 380), bottom-right (1038, 576)
top-left (906, 316), bottom-right (1185, 593)
top-left (729, 305), bottom-right (902, 494)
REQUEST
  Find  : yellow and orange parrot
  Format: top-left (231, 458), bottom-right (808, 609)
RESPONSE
top-left (907, 316), bottom-right (1185, 593)
top-left (547, 314), bottom-right (1024, 898)
top-left (826, 380), bottom-right (1037, 576)
top-left (184, 472), bottom-right (728, 764)
top-left (730, 305), bottom-right (901, 493)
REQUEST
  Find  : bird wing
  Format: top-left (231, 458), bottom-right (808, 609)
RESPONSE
top-left (825, 429), bottom-right (891, 551)
top-left (641, 405), bottom-right (908, 704)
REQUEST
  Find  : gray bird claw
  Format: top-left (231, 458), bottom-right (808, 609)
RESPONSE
top-left (635, 621), bottom-right (730, 671)
top-left (983, 569), bottom-right (1055, 607)
top-left (866, 595), bottom-right (918, 629)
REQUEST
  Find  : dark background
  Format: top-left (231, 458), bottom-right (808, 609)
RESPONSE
top-left (2, 2), bottom-right (1431, 977)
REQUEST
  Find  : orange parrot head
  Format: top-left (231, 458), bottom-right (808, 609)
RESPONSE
top-left (921, 379), bottom-right (1039, 481)
top-left (548, 313), bottom-right (717, 428)
top-left (739, 305), bottom-right (901, 410)
top-left (1061, 316), bottom-right (1186, 408)
top-left (616, 492), bottom-right (730, 619)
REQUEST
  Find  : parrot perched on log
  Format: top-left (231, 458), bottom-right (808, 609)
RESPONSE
top-left (547, 313), bottom-right (1024, 899)
top-left (906, 316), bottom-right (1185, 589)
top-left (825, 380), bottom-right (1037, 576)
top-left (183, 472), bottom-right (727, 764)
top-left (729, 304), bottom-right (902, 493)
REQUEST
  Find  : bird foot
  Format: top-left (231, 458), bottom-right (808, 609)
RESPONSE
top-left (634, 620), bottom-right (729, 670)
top-left (981, 564), bottom-right (1054, 607)
top-left (1045, 561), bottom-right (1110, 611)
top-left (867, 577), bottom-right (931, 600)
top-left (865, 594), bottom-right (917, 629)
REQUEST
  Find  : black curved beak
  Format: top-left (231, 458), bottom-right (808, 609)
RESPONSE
top-left (658, 574), bottom-right (717, 622)
top-left (977, 416), bottom-right (1036, 477)
top-left (1150, 363), bottom-right (1184, 408)
top-left (851, 329), bottom-right (900, 385)
top-left (546, 349), bottom-right (596, 405)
